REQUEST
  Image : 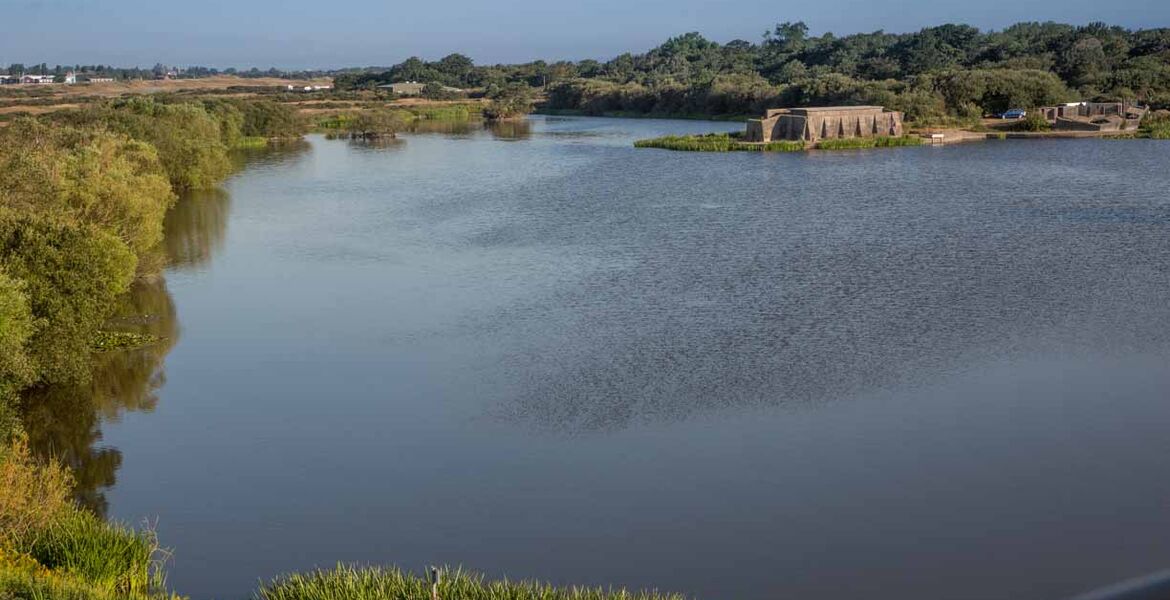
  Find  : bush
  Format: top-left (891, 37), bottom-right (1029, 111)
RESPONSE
top-left (0, 436), bottom-right (73, 548)
top-left (0, 214), bottom-right (136, 385)
top-left (0, 120), bottom-right (176, 258)
top-left (0, 272), bottom-right (34, 405)
top-left (55, 98), bottom-right (232, 189)
top-left (1141, 111), bottom-right (1170, 139)
top-left (258, 565), bottom-right (687, 600)
top-left (1002, 113), bottom-right (1052, 132)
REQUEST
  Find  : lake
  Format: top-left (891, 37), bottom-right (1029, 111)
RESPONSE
top-left (41, 116), bottom-right (1170, 599)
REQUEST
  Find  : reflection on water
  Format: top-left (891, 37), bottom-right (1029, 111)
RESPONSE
top-left (22, 277), bottom-right (178, 515)
top-left (164, 189), bottom-right (230, 271)
top-left (488, 119), bottom-right (532, 140)
top-left (402, 118), bottom-right (533, 140)
top-left (19, 143), bottom-right (282, 512)
top-left (407, 119), bottom-right (477, 136)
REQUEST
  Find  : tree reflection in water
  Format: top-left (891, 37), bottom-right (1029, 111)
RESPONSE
top-left (21, 277), bottom-right (178, 515)
top-left (488, 119), bottom-right (532, 140)
top-left (164, 188), bottom-right (230, 271)
top-left (19, 142), bottom-right (310, 514)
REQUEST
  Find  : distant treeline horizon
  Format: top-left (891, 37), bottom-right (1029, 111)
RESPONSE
top-left (333, 21), bottom-right (1170, 122)
top-left (8, 21), bottom-right (1170, 122)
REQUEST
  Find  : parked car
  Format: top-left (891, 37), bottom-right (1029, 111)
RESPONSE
top-left (998, 109), bottom-right (1027, 119)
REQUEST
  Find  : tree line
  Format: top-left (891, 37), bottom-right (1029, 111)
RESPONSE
top-left (336, 21), bottom-right (1170, 121)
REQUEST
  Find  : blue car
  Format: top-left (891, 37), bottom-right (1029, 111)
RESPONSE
top-left (998, 109), bottom-right (1027, 119)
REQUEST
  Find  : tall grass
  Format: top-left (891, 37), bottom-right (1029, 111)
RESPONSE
top-left (817, 135), bottom-right (923, 149)
top-left (1141, 113), bottom-right (1170, 139)
top-left (634, 133), bottom-right (804, 152)
top-left (258, 565), bottom-right (688, 600)
top-left (18, 510), bottom-right (164, 596)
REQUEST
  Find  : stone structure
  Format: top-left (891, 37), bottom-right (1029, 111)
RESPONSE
top-left (1039, 102), bottom-right (1147, 132)
top-left (745, 106), bottom-right (903, 143)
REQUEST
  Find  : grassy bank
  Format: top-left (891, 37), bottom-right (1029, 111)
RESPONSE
top-left (634, 133), bottom-right (804, 152)
top-left (816, 135), bottom-right (924, 149)
top-left (259, 565), bottom-right (686, 600)
top-left (634, 132), bottom-right (924, 152)
top-left (1, 436), bottom-right (172, 600)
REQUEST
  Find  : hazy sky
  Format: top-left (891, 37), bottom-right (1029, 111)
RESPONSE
top-left (4, 0), bottom-right (1169, 69)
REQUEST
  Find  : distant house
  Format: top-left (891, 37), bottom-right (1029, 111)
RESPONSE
top-left (0, 75), bottom-right (17, 85)
top-left (20, 74), bottom-right (55, 85)
top-left (1038, 101), bottom-right (1147, 132)
top-left (85, 76), bottom-right (115, 83)
top-left (378, 82), bottom-right (426, 96)
top-left (286, 84), bottom-right (334, 93)
top-left (376, 81), bottom-right (463, 96)
top-left (64, 71), bottom-right (76, 84)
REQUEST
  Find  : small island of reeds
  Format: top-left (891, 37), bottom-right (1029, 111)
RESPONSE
top-left (634, 132), bottom-right (924, 152)
top-left (634, 133), bottom-right (804, 152)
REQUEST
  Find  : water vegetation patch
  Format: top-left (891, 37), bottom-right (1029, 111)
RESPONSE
top-left (91, 331), bottom-right (162, 352)
top-left (816, 135), bottom-right (924, 150)
top-left (634, 133), bottom-right (804, 152)
top-left (232, 136), bottom-right (271, 149)
top-left (635, 132), bottom-right (924, 152)
top-left (258, 565), bottom-right (687, 600)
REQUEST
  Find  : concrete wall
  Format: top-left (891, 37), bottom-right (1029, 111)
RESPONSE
top-left (745, 107), bottom-right (902, 143)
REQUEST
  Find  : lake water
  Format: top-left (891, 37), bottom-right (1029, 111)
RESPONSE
top-left (40, 117), bottom-right (1170, 599)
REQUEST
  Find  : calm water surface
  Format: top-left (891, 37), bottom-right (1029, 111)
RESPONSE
top-left (60, 117), bottom-right (1170, 599)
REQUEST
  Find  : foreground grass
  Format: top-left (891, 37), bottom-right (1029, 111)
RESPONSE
top-left (816, 135), bottom-right (924, 149)
top-left (259, 565), bottom-right (687, 600)
top-left (16, 510), bottom-right (164, 597)
top-left (1, 437), bottom-right (170, 599)
top-left (634, 133), bottom-right (803, 152)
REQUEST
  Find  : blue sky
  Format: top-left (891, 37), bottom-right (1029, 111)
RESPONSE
top-left (3, 0), bottom-right (1169, 69)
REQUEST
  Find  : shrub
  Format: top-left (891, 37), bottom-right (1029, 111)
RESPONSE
top-left (258, 565), bottom-right (687, 600)
top-left (0, 214), bottom-right (136, 385)
top-left (0, 120), bottom-right (176, 258)
top-left (0, 272), bottom-right (34, 406)
top-left (1141, 111), bottom-right (1170, 139)
top-left (55, 98), bottom-right (232, 189)
top-left (0, 436), bottom-right (73, 547)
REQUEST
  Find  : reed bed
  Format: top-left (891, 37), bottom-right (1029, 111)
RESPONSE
top-left (258, 565), bottom-right (688, 600)
top-left (18, 510), bottom-right (164, 596)
top-left (634, 133), bottom-right (803, 152)
top-left (816, 135), bottom-right (923, 149)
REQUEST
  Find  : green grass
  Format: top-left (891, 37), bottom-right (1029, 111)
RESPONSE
top-left (636, 133), bottom-right (923, 152)
top-left (1141, 114), bottom-right (1170, 139)
top-left (15, 511), bottom-right (164, 597)
top-left (816, 135), bottom-right (923, 150)
top-left (258, 565), bottom-right (687, 600)
top-left (634, 133), bottom-right (803, 152)
top-left (415, 106), bottom-right (478, 121)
